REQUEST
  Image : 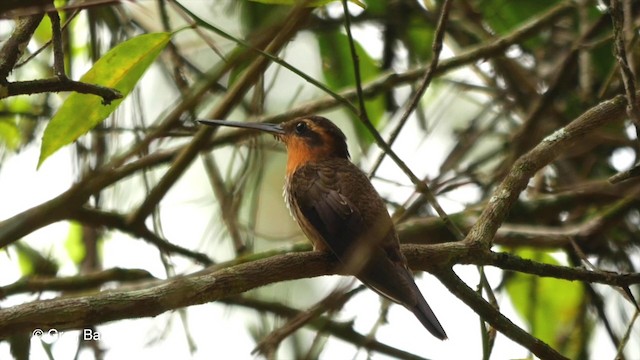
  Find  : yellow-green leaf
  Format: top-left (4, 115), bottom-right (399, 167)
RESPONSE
top-left (0, 117), bottom-right (21, 150)
top-left (64, 221), bottom-right (85, 265)
top-left (38, 32), bottom-right (171, 168)
top-left (15, 245), bottom-right (34, 276)
top-left (505, 249), bottom-right (586, 357)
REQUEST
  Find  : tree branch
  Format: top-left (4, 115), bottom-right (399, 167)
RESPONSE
top-left (434, 268), bottom-right (569, 360)
top-left (0, 268), bottom-right (155, 297)
top-left (478, 251), bottom-right (640, 287)
top-left (69, 207), bottom-right (214, 266)
top-left (1, 243), bottom-right (637, 339)
top-left (0, 250), bottom-right (336, 338)
top-left (226, 294), bottom-right (428, 360)
top-left (0, 14), bottom-right (43, 81)
top-left (466, 93), bottom-right (630, 248)
top-left (0, 8), bottom-right (122, 104)
top-left (2, 78), bottom-right (122, 104)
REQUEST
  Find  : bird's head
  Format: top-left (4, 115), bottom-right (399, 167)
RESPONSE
top-left (199, 116), bottom-right (350, 175)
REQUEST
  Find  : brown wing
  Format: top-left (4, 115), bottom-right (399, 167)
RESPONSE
top-left (290, 162), bottom-right (409, 286)
top-left (289, 163), bottom-right (364, 258)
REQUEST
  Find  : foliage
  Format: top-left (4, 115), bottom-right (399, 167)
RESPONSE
top-left (38, 32), bottom-right (171, 167)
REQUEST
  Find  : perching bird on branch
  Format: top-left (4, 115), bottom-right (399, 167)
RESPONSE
top-left (199, 116), bottom-right (447, 340)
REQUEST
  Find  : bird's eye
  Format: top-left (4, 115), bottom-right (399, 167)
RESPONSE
top-left (295, 122), bottom-right (308, 134)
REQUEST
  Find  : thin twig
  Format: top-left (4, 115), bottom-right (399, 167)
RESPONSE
top-left (434, 268), bottom-right (568, 360)
top-left (341, 0), bottom-right (464, 240)
top-left (128, 4), bottom-right (313, 226)
top-left (252, 285), bottom-right (358, 357)
top-left (481, 251), bottom-right (640, 287)
top-left (610, 0), bottom-right (640, 144)
top-left (0, 268), bottom-right (155, 297)
top-left (609, 163), bottom-right (640, 183)
top-left (0, 6), bottom-right (121, 104)
top-left (369, 0), bottom-right (452, 176)
top-left (170, 0), bottom-right (357, 115)
top-left (226, 294), bottom-right (427, 360)
top-left (506, 12), bottom-right (609, 172)
top-left (465, 94), bottom-right (628, 248)
top-left (16, 9), bottom-right (82, 68)
top-left (47, 9), bottom-right (66, 78)
top-left (614, 308), bottom-right (640, 360)
top-left (202, 153), bottom-right (246, 255)
top-left (0, 0), bottom-right (121, 18)
top-left (0, 14), bottom-right (45, 80)
top-left (70, 207), bottom-right (214, 266)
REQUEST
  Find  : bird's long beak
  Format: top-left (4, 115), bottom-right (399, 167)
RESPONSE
top-left (198, 119), bottom-right (285, 135)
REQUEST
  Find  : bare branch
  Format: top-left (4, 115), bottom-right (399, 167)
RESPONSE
top-left (69, 207), bottom-right (214, 266)
top-left (226, 295), bottom-right (427, 360)
top-left (434, 269), bottom-right (568, 360)
top-left (0, 268), bottom-right (155, 297)
top-left (2, 78), bottom-right (122, 104)
top-left (0, 14), bottom-right (44, 80)
top-left (1, 243), bottom-right (638, 339)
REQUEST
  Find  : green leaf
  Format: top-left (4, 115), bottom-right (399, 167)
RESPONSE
top-left (15, 245), bottom-right (34, 276)
top-left (475, 0), bottom-right (558, 35)
top-left (0, 117), bottom-right (21, 150)
top-left (38, 32), bottom-right (171, 168)
top-left (363, 0), bottom-right (386, 15)
top-left (33, 14), bottom-right (52, 45)
top-left (405, 17), bottom-right (434, 63)
top-left (505, 249), bottom-right (586, 357)
top-left (317, 30), bottom-right (384, 149)
top-left (64, 221), bottom-right (85, 265)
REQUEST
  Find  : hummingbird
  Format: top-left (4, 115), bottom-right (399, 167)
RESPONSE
top-left (199, 116), bottom-right (447, 340)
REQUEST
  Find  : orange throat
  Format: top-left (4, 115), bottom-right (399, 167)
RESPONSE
top-left (285, 138), bottom-right (316, 177)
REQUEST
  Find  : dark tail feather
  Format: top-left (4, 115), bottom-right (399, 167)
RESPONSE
top-left (411, 294), bottom-right (447, 340)
top-left (355, 248), bottom-right (447, 339)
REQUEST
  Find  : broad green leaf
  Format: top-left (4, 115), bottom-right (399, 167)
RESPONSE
top-left (363, 0), bottom-right (386, 15)
top-left (64, 221), bottom-right (85, 265)
top-left (249, 0), bottom-right (366, 8)
top-left (0, 117), bottom-right (21, 150)
top-left (38, 32), bottom-right (171, 168)
top-left (405, 17), bottom-right (434, 63)
top-left (33, 14), bottom-right (53, 45)
top-left (475, 0), bottom-right (558, 35)
top-left (7, 96), bottom-right (33, 113)
top-left (505, 249), bottom-right (586, 358)
top-left (317, 30), bottom-right (384, 150)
